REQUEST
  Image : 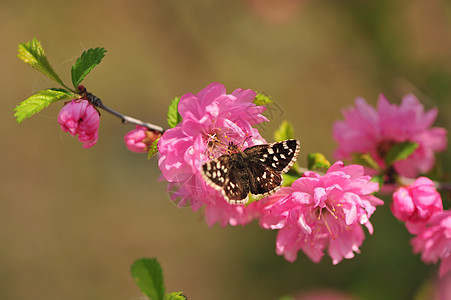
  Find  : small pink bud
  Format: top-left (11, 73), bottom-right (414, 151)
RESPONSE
top-left (57, 99), bottom-right (100, 148)
top-left (391, 177), bottom-right (443, 234)
top-left (124, 126), bottom-right (161, 153)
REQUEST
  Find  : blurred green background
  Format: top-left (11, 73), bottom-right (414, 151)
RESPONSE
top-left (2, 0), bottom-right (451, 299)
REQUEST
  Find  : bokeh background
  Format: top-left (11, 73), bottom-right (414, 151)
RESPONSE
top-left (2, 1), bottom-right (451, 299)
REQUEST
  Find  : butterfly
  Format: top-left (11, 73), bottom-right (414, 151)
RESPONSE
top-left (201, 139), bottom-right (300, 205)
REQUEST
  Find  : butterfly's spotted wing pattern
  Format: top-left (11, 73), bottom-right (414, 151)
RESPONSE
top-left (201, 139), bottom-right (300, 205)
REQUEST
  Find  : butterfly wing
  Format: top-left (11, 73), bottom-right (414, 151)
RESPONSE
top-left (221, 166), bottom-right (250, 204)
top-left (201, 154), bottom-right (231, 188)
top-left (201, 154), bottom-right (250, 204)
top-left (201, 139), bottom-right (300, 205)
top-left (246, 162), bottom-right (283, 197)
top-left (244, 139), bottom-right (300, 173)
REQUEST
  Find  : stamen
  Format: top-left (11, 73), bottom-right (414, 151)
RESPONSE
top-left (325, 203), bottom-right (338, 220)
top-left (322, 214), bottom-right (336, 240)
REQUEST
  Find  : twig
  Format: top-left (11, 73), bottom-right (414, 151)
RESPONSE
top-left (78, 86), bottom-right (165, 133)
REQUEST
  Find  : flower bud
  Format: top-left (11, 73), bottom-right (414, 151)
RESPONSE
top-left (57, 99), bottom-right (100, 148)
top-left (124, 126), bottom-right (161, 153)
top-left (391, 177), bottom-right (443, 234)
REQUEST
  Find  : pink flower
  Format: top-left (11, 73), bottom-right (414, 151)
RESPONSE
top-left (258, 161), bottom-right (383, 264)
top-left (158, 83), bottom-right (268, 226)
top-left (411, 210), bottom-right (451, 278)
top-left (57, 99), bottom-right (100, 148)
top-left (124, 126), bottom-right (161, 153)
top-left (391, 177), bottom-right (443, 234)
top-left (333, 94), bottom-right (447, 177)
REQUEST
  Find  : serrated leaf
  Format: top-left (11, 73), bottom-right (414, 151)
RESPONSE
top-left (14, 88), bottom-right (73, 123)
top-left (148, 138), bottom-right (160, 159)
top-left (17, 38), bottom-right (67, 88)
top-left (131, 258), bottom-right (165, 300)
top-left (167, 97), bottom-right (182, 128)
top-left (253, 92), bottom-right (273, 106)
top-left (164, 292), bottom-right (186, 300)
top-left (274, 120), bottom-right (294, 141)
top-left (307, 152), bottom-right (331, 170)
top-left (384, 141), bottom-right (419, 167)
top-left (71, 47), bottom-right (107, 88)
top-left (352, 153), bottom-right (380, 171)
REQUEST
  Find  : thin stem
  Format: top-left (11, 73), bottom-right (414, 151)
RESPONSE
top-left (79, 87), bottom-right (165, 133)
top-left (96, 101), bottom-right (165, 133)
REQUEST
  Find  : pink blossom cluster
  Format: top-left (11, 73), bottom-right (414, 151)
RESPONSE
top-left (157, 83), bottom-right (268, 226)
top-left (391, 177), bottom-right (450, 278)
top-left (156, 84), bottom-right (450, 272)
top-left (333, 94), bottom-right (447, 177)
top-left (157, 83), bottom-right (386, 264)
top-left (253, 161), bottom-right (383, 264)
top-left (334, 94), bottom-right (450, 278)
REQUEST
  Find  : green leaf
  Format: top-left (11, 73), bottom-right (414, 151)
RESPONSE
top-left (14, 88), bottom-right (73, 124)
top-left (71, 47), bottom-right (107, 88)
top-left (253, 92), bottom-right (273, 106)
top-left (384, 141), bottom-right (419, 167)
top-left (246, 193), bottom-right (260, 205)
top-left (282, 172), bottom-right (301, 187)
top-left (274, 120), bottom-right (294, 141)
top-left (167, 97), bottom-right (182, 128)
top-left (164, 292), bottom-right (187, 300)
top-left (307, 152), bottom-right (331, 170)
top-left (131, 258), bottom-right (165, 300)
top-left (17, 38), bottom-right (67, 88)
top-left (370, 174), bottom-right (384, 189)
top-left (352, 153), bottom-right (380, 171)
top-left (148, 138), bottom-right (160, 159)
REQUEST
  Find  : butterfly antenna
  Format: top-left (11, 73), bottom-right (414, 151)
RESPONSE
top-left (236, 133), bottom-right (253, 150)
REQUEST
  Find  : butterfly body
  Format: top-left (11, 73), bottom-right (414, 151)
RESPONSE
top-left (201, 139), bottom-right (300, 205)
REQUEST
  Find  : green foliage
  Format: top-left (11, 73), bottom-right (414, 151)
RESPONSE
top-left (71, 47), bottom-right (107, 88)
top-left (274, 120), bottom-right (294, 142)
top-left (164, 292), bottom-right (186, 300)
top-left (253, 92), bottom-right (273, 106)
top-left (131, 258), bottom-right (165, 300)
top-left (14, 88), bottom-right (73, 124)
top-left (384, 141), bottom-right (419, 167)
top-left (352, 153), bottom-right (380, 171)
top-left (17, 38), bottom-right (67, 88)
top-left (247, 193), bottom-right (263, 205)
top-left (167, 97), bottom-right (182, 128)
top-left (282, 172), bottom-right (300, 187)
top-left (148, 138), bottom-right (160, 159)
top-left (307, 152), bottom-right (331, 170)
top-left (370, 174), bottom-right (384, 188)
